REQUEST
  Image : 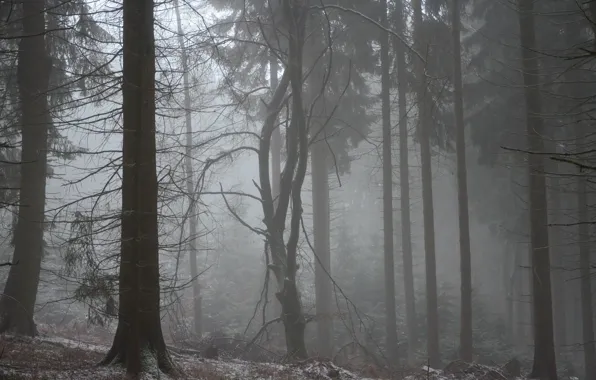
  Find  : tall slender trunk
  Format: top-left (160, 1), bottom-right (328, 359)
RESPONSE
top-left (102, 0), bottom-right (173, 374)
top-left (395, 0), bottom-right (416, 365)
top-left (311, 141), bottom-right (332, 357)
top-left (548, 157), bottom-right (565, 357)
top-left (576, 125), bottom-right (595, 380)
top-left (412, 0), bottom-right (440, 368)
top-left (173, 0), bottom-right (201, 338)
top-left (517, 1), bottom-right (557, 378)
top-left (311, 139), bottom-right (332, 357)
top-left (306, 16), bottom-right (333, 358)
top-left (513, 247), bottom-right (525, 351)
top-left (267, 49), bottom-right (284, 343)
top-left (258, 0), bottom-right (308, 358)
top-left (0, 0), bottom-right (52, 336)
top-left (270, 53), bottom-right (281, 207)
top-left (380, 0), bottom-right (398, 361)
top-left (451, 0), bottom-right (473, 362)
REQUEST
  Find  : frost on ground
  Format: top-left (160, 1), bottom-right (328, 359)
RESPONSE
top-left (0, 334), bottom-right (539, 380)
top-left (0, 334), bottom-right (379, 379)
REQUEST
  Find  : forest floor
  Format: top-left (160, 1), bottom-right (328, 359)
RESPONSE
top-left (0, 334), bottom-right (519, 380)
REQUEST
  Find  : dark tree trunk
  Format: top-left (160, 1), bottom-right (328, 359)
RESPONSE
top-left (0, 0), bottom-right (52, 336)
top-left (412, 0), bottom-right (440, 368)
top-left (548, 156), bottom-right (565, 358)
top-left (380, 0), bottom-right (398, 361)
top-left (101, 0), bottom-right (173, 375)
top-left (267, 46), bottom-right (284, 345)
top-left (270, 53), bottom-right (281, 208)
top-left (394, 0), bottom-right (416, 365)
top-left (576, 125), bottom-right (595, 380)
top-left (517, 1), bottom-right (557, 378)
top-left (257, 0), bottom-right (308, 359)
top-left (451, 0), bottom-right (473, 363)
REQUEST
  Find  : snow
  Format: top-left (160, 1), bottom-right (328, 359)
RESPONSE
top-left (0, 334), bottom-right (380, 379)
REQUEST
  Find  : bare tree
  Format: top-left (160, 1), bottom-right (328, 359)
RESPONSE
top-left (257, 0), bottom-right (309, 359)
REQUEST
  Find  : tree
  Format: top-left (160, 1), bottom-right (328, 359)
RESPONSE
top-left (517, 0), bottom-right (557, 378)
top-left (101, 0), bottom-right (174, 374)
top-left (257, 0), bottom-right (309, 358)
top-left (380, 0), bottom-right (398, 361)
top-left (303, 4), bottom-right (378, 357)
top-left (392, 0), bottom-right (416, 364)
top-left (575, 124), bottom-right (595, 380)
top-left (0, 0), bottom-right (52, 335)
top-left (174, 0), bottom-right (202, 338)
top-left (207, 0), bottom-right (378, 357)
top-left (450, 0), bottom-right (473, 362)
top-left (412, 0), bottom-right (441, 367)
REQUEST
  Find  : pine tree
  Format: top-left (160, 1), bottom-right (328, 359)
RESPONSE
top-left (517, 0), bottom-right (557, 377)
top-left (101, 0), bottom-right (174, 374)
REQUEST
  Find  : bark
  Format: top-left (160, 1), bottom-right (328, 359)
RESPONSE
top-left (412, 0), bottom-right (440, 368)
top-left (380, 0), bottom-right (398, 361)
top-left (394, 0), bottom-right (416, 365)
top-left (576, 125), bottom-right (595, 380)
top-left (174, 0), bottom-right (202, 338)
top-left (101, 0), bottom-right (173, 374)
top-left (0, 0), bottom-right (52, 336)
top-left (451, 0), bottom-right (473, 363)
top-left (257, 0), bottom-right (308, 358)
top-left (517, 1), bottom-right (557, 378)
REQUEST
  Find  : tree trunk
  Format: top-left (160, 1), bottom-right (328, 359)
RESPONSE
top-left (267, 47), bottom-right (284, 344)
top-left (380, 0), bottom-right (398, 361)
top-left (279, 2), bottom-right (308, 355)
top-left (517, 1), bottom-right (557, 378)
top-left (0, 0), bottom-right (52, 336)
top-left (173, 0), bottom-right (202, 338)
top-left (394, 0), bottom-right (416, 365)
top-left (306, 15), bottom-right (333, 358)
top-left (101, 0), bottom-right (173, 374)
top-left (412, 0), bottom-right (440, 368)
top-left (270, 53), bottom-right (281, 209)
top-left (312, 140), bottom-right (333, 358)
top-left (548, 156), bottom-right (565, 358)
top-left (451, 0), bottom-right (473, 363)
top-left (257, 0), bottom-right (308, 359)
top-left (513, 247), bottom-right (525, 352)
top-left (576, 125), bottom-right (595, 380)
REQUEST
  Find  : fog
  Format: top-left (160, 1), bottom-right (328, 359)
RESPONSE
top-left (0, 0), bottom-right (592, 378)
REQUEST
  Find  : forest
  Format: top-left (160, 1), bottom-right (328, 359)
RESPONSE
top-left (0, 0), bottom-right (592, 379)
